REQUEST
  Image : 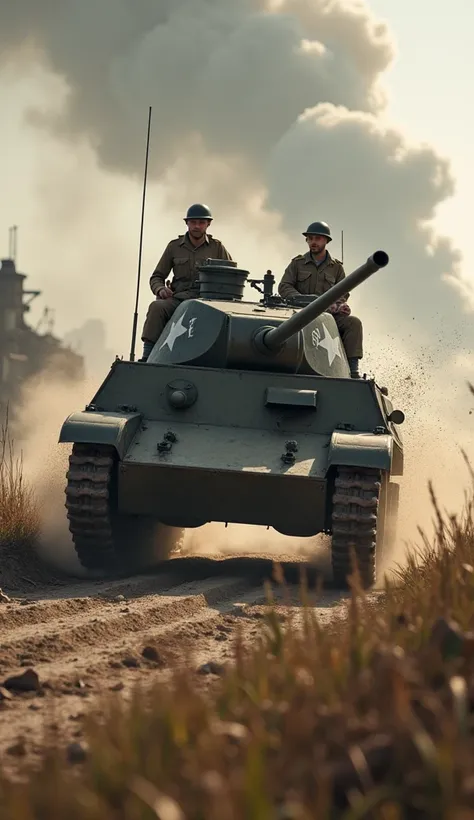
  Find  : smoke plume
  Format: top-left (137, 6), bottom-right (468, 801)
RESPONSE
top-left (0, 1), bottom-right (392, 176)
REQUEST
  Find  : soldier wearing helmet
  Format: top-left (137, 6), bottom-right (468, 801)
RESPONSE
top-left (278, 221), bottom-right (363, 378)
top-left (140, 204), bottom-right (232, 360)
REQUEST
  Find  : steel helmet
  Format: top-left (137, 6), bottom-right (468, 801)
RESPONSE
top-left (302, 221), bottom-right (332, 241)
top-left (184, 203), bottom-right (213, 221)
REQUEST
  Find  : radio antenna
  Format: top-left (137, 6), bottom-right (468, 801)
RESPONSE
top-left (341, 229), bottom-right (344, 264)
top-left (8, 225), bottom-right (18, 263)
top-left (129, 105), bottom-right (152, 362)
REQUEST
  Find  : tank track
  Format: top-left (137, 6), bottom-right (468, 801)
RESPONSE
top-left (330, 466), bottom-right (383, 588)
top-left (65, 443), bottom-right (119, 571)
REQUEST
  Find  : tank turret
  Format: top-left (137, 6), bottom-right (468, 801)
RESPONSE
top-left (147, 251), bottom-right (388, 379)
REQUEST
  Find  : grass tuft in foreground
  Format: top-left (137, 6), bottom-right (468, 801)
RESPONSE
top-left (0, 411), bottom-right (39, 548)
top-left (3, 484), bottom-right (474, 816)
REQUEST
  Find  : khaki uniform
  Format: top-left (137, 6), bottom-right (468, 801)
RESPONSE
top-left (142, 233), bottom-right (232, 343)
top-left (278, 251), bottom-right (363, 359)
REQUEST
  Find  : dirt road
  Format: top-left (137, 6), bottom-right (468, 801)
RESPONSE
top-left (0, 554), bottom-right (348, 768)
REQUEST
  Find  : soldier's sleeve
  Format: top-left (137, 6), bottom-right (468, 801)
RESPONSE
top-left (278, 259), bottom-right (300, 299)
top-left (216, 241), bottom-right (233, 262)
top-left (334, 262), bottom-right (350, 302)
top-left (149, 242), bottom-right (174, 295)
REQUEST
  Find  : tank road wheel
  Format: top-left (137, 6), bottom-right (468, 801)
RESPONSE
top-left (65, 443), bottom-right (181, 576)
top-left (330, 466), bottom-right (387, 589)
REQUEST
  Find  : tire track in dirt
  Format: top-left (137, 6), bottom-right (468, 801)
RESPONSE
top-left (0, 577), bottom-right (252, 658)
top-left (0, 557), bottom-right (347, 767)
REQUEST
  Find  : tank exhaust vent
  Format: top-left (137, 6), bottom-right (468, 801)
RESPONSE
top-left (197, 258), bottom-right (249, 301)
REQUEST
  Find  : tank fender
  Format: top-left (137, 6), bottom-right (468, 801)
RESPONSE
top-left (327, 430), bottom-right (392, 472)
top-left (58, 410), bottom-right (142, 459)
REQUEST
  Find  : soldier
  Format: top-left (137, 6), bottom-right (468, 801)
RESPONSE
top-left (140, 203), bottom-right (233, 361)
top-left (278, 221), bottom-right (363, 378)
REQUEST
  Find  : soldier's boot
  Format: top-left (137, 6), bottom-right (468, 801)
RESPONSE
top-left (139, 339), bottom-right (154, 362)
top-left (348, 357), bottom-right (361, 379)
top-left (333, 315), bottom-right (362, 378)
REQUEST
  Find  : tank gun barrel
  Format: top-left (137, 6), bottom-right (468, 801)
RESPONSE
top-left (260, 251), bottom-right (389, 352)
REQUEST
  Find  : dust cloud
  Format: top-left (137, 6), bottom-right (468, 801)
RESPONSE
top-left (370, 338), bottom-right (474, 581)
top-left (179, 522), bottom-right (332, 570)
top-left (13, 368), bottom-right (101, 577)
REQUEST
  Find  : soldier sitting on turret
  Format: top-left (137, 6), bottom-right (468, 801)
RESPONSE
top-left (278, 221), bottom-right (363, 379)
top-left (140, 204), bottom-right (233, 361)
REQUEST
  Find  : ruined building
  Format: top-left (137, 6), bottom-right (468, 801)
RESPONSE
top-left (0, 228), bottom-right (84, 415)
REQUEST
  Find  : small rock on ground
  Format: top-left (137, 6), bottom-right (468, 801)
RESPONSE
top-left (3, 669), bottom-right (41, 693)
top-left (141, 645), bottom-right (164, 664)
top-left (67, 742), bottom-right (88, 764)
top-left (197, 661), bottom-right (225, 676)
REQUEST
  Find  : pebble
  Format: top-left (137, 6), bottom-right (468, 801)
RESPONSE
top-left (67, 741), bottom-right (88, 764)
top-left (3, 668), bottom-right (41, 693)
top-left (197, 661), bottom-right (225, 676)
top-left (141, 645), bottom-right (163, 664)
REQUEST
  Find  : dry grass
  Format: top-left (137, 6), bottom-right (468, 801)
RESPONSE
top-left (0, 411), bottom-right (39, 548)
top-left (1, 478), bottom-right (474, 816)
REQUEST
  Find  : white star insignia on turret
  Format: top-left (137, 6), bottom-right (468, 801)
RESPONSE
top-left (159, 311), bottom-right (189, 352)
top-left (318, 324), bottom-right (342, 366)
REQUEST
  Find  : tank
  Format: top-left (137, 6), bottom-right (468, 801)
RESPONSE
top-left (58, 250), bottom-right (404, 588)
